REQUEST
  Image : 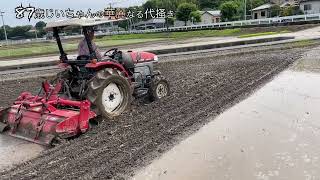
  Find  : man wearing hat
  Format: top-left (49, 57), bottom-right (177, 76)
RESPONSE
top-left (78, 28), bottom-right (103, 60)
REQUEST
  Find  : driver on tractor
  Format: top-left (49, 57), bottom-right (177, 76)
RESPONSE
top-left (78, 28), bottom-right (103, 60)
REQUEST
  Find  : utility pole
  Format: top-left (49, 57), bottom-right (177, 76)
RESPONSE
top-left (250, 0), bottom-right (253, 19)
top-left (165, 1), bottom-right (169, 31)
top-left (0, 10), bottom-right (8, 46)
top-left (244, 0), bottom-right (247, 20)
top-left (35, 30), bottom-right (38, 39)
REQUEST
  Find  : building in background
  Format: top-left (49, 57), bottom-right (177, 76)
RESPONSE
top-left (133, 19), bottom-right (166, 30)
top-left (251, 4), bottom-right (273, 19)
top-left (174, 10), bottom-right (221, 26)
top-left (300, 0), bottom-right (320, 14)
top-left (199, 10), bottom-right (221, 24)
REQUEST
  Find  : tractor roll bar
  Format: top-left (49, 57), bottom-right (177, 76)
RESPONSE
top-left (53, 27), bottom-right (68, 62)
top-left (53, 26), bottom-right (97, 64)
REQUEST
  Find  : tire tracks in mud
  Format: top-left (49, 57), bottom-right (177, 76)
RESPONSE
top-left (94, 59), bottom-right (292, 179)
top-left (0, 48), bottom-right (304, 179)
top-left (52, 63), bottom-right (263, 178)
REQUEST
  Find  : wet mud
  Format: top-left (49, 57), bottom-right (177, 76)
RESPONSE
top-left (0, 48), bottom-right (304, 179)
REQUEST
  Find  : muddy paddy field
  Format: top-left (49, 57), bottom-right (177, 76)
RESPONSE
top-left (0, 47), bottom-right (305, 179)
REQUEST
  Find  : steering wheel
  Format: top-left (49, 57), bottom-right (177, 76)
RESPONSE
top-left (104, 48), bottom-right (118, 58)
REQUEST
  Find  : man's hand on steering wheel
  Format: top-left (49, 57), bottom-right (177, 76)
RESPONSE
top-left (104, 48), bottom-right (118, 58)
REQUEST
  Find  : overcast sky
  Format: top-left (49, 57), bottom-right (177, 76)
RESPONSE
top-left (1, 0), bottom-right (146, 27)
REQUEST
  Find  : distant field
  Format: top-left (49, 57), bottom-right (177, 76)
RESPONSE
top-left (0, 39), bottom-right (162, 59)
top-left (0, 24), bottom-right (317, 59)
top-left (0, 29), bottom-right (243, 59)
top-left (100, 28), bottom-right (242, 40)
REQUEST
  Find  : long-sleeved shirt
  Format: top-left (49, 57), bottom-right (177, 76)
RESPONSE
top-left (78, 38), bottom-right (102, 60)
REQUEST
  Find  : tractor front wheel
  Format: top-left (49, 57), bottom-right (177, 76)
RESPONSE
top-left (87, 68), bottom-right (131, 119)
top-left (149, 76), bottom-right (170, 101)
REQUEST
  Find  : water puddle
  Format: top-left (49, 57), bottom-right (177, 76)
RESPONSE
top-left (0, 134), bottom-right (44, 171)
top-left (133, 53), bottom-right (320, 180)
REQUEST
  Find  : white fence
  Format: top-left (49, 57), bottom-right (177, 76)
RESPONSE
top-left (74, 13), bottom-right (320, 35)
top-left (0, 38), bottom-right (49, 46)
top-left (140, 13), bottom-right (320, 33)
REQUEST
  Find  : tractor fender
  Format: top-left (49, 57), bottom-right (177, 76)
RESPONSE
top-left (85, 61), bottom-right (129, 77)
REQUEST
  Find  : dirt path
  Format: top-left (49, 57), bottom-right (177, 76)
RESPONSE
top-left (0, 48), bottom-right (304, 179)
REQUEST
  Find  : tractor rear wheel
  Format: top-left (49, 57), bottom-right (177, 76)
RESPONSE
top-left (87, 68), bottom-right (131, 119)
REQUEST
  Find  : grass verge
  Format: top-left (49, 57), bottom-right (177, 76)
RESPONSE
top-left (238, 31), bottom-right (290, 38)
top-left (0, 29), bottom-right (243, 59)
top-left (0, 39), bottom-right (161, 59)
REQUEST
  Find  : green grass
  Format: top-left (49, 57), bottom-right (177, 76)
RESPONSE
top-left (0, 39), bottom-right (161, 59)
top-left (0, 29), bottom-right (244, 59)
top-left (99, 28), bottom-right (242, 41)
top-left (0, 28), bottom-right (295, 59)
top-left (238, 30), bottom-right (291, 38)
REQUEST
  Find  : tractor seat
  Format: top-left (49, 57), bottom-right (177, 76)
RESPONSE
top-left (77, 55), bottom-right (90, 60)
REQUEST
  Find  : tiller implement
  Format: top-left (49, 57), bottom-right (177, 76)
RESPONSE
top-left (0, 81), bottom-right (96, 145)
top-left (0, 18), bottom-right (169, 146)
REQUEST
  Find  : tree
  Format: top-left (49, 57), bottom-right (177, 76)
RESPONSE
top-left (199, 0), bottom-right (215, 9)
top-left (173, 0), bottom-right (199, 8)
top-left (220, 1), bottom-right (239, 21)
top-left (270, 5), bottom-right (281, 17)
top-left (35, 21), bottom-right (46, 30)
top-left (118, 20), bottom-right (129, 30)
top-left (0, 25), bottom-right (11, 40)
top-left (280, 6), bottom-right (293, 16)
top-left (190, 11), bottom-right (202, 23)
top-left (156, 0), bottom-right (176, 10)
top-left (176, 3), bottom-right (198, 25)
top-left (280, 6), bottom-right (303, 16)
top-left (143, 0), bottom-right (157, 12)
top-left (167, 17), bottom-right (175, 26)
top-left (35, 21), bottom-right (47, 37)
top-left (142, 0), bottom-right (198, 13)
top-left (198, 0), bottom-right (222, 10)
top-left (8, 25), bottom-right (33, 38)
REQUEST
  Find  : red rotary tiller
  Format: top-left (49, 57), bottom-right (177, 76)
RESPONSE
top-left (0, 81), bottom-right (96, 145)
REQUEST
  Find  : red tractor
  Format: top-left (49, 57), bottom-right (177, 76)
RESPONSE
top-left (0, 18), bottom-right (170, 145)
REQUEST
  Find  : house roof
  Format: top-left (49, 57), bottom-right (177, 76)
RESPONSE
top-left (200, 10), bottom-right (221, 16)
top-left (251, 3), bottom-right (272, 11)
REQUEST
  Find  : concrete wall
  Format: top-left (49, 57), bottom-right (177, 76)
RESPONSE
top-left (300, 1), bottom-right (320, 14)
top-left (201, 13), bottom-right (221, 24)
top-left (202, 13), bottom-right (213, 24)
